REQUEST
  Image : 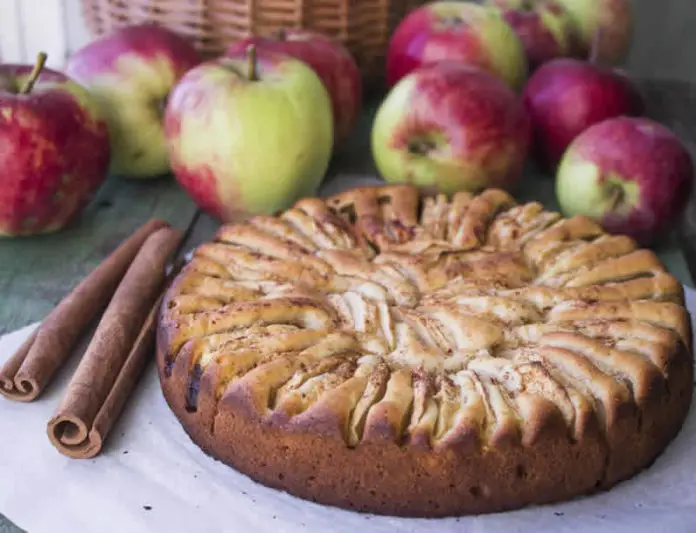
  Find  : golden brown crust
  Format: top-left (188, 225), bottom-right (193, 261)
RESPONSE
top-left (156, 185), bottom-right (694, 517)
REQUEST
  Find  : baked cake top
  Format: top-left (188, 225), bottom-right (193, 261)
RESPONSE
top-left (159, 185), bottom-right (691, 451)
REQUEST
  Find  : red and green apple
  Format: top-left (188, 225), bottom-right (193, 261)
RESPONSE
top-left (372, 62), bottom-right (531, 195)
top-left (556, 117), bottom-right (693, 246)
top-left (164, 46), bottom-right (334, 221)
top-left (386, 1), bottom-right (528, 90)
top-left (227, 29), bottom-right (362, 149)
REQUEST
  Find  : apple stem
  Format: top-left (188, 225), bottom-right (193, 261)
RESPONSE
top-left (20, 52), bottom-right (48, 95)
top-left (247, 44), bottom-right (258, 82)
top-left (408, 139), bottom-right (436, 156)
top-left (608, 186), bottom-right (624, 210)
top-left (589, 29), bottom-right (602, 65)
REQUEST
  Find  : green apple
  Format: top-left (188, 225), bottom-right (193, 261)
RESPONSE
top-left (164, 46), bottom-right (334, 221)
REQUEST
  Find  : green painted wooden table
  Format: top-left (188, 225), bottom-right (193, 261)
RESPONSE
top-left (1, 89), bottom-right (695, 532)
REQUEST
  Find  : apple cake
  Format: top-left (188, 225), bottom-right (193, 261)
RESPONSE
top-left (156, 184), bottom-right (693, 517)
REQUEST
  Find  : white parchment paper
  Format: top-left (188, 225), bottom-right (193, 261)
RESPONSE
top-left (2, 289), bottom-right (696, 533)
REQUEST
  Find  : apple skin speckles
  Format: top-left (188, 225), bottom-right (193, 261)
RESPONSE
top-left (496, 0), bottom-right (576, 71)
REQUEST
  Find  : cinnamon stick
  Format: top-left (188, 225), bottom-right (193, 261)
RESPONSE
top-left (47, 226), bottom-right (183, 459)
top-left (0, 219), bottom-right (168, 402)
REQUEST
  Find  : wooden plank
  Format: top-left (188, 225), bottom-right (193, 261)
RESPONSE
top-left (0, 516), bottom-right (21, 533)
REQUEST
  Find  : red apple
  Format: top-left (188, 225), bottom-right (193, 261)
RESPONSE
top-left (372, 62), bottom-right (531, 194)
top-left (488, 0), bottom-right (577, 71)
top-left (556, 117), bottom-right (693, 246)
top-left (0, 53), bottom-right (110, 237)
top-left (65, 24), bottom-right (201, 179)
top-left (386, 1), bottom-right (528, 90)
top-left (523, 58), bottom-right (644, 169)
top-left (227, 29), bottom-right (361, 148)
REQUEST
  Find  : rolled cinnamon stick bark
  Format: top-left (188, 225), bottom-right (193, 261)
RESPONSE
top-left (0, 218), bottom-right (168, 402)
top-left (47, 226), bottom-right (183, 459)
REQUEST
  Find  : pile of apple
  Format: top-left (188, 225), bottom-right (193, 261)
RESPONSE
top-left (373, 0), bottom-right (693, 246)
top-left (0, 25), bottom-right (361, 235)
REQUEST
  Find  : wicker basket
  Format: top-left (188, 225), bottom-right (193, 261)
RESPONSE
top-left (79, 0), bottom-right (425, 82)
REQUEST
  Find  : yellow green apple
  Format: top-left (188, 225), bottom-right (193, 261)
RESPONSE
top-left (65, 25), bottom-right (202, 179)
top-left (226, 29), bottom-right (362, 150)
top-left (164, 46), bottom-right (334, 221)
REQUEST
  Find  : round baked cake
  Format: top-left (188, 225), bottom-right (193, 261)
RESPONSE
top-left (157, 185), bottom-right (693, 517)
